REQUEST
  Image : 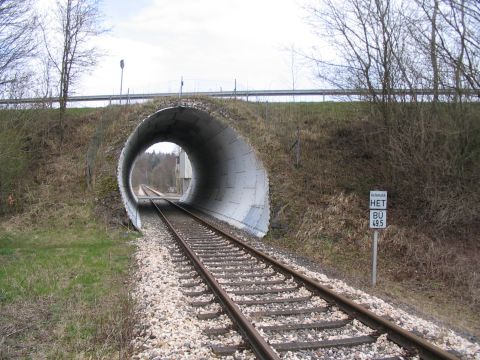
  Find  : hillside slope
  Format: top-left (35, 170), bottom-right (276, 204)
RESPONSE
top-left (220, 99), bottom-right (480, 337)
top-left (94, 97), bottom-right (480, 336)
top-left (1, 98), bottom-right (478, 357)
top-left (0, 107), bottom-right (136, 358)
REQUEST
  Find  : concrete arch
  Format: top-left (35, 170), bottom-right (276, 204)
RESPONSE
top-left (117, 105), bottom-right (270, 237)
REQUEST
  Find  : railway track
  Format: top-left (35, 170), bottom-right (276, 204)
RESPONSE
top-left (141, 185), bottom-right (458, 360)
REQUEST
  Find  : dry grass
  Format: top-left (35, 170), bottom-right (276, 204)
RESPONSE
top-left (85, 98), bottom-right (480, 337)
top-left (2, 97), bottom-right (478, 351)
top-left (212, 99), bottom-right (480, 337)
top-left (0, 107), bottom-right (137, 358)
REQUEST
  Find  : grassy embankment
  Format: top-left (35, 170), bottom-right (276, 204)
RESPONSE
top-left (214, 99), bottom-right (480, 337)
top-left (0, 107), bottom-right (136, 358)
top-left (1, 98), bottom-right (478, 357)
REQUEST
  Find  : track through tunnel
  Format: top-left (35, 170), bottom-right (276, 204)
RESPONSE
top-left (117, 104), bottom-right (270, 237)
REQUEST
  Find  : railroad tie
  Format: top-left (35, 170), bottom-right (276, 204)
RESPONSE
top-left (197, 311), bottom-right (222, 320)
top-left (228, 286), bottom-right (299, 296)
top-left (247, 306), bottom-right (329, 317)
top-left (210, 344), bottom-right (247, 356)
top-left (258, 319), bottom-right (351, 332)
top-left (203, 326), bottom-right (233, 336)
top-left (236, 295), bottom-right (312, 306)
top-left (273, 335), bottom-right (376, 351)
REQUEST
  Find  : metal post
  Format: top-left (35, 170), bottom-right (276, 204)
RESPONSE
top-left (179, 76), bottom-right (184, 98)
top-left (119, 59), bottom-right (125, 104)
top-left (372, 230), bottom-right (378, 286)
top-left (296, 126), bottom-right (300, 167)
top-left (234, 78), bottom-right (237, 99)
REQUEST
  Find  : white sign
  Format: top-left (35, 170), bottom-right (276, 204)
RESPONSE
top-left (369, 191), bottom-right (387, 209)
top-left (370, 210), bottom-right (387, 228)
top-left (369, 190), bottom-right (387, 285)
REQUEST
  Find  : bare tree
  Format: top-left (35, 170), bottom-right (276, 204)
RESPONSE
top-left (436, 0), bottom-right (480, 95)
top-left (0, 0), bottom-right (37, 92)
top-left (307, 0), bottom-right (479, 103)
top-left (305, 0), bottom-right (480, 229)
top-left (307, 0), bottom-right (409, 124)
top-left (430, 0), bottom-right (440, 102)
top-left (41, 0), bottom-right (105, 118)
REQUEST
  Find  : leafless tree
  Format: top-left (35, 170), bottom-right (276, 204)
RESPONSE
top-left (0, 0), bottom-right (37, 93)
top-left (427, 0), bottom-right (441, 103)
top-left (305, 0), bottom-right (480, 228)
top-left (41, 0), bottom-right (105, 116)
top-left (307, 0), bottom-right (479, 103)
top-left (436, 0), bottom-right (479, 96)
top-left (307, 0), bottom-right (410, 124)
top-left (408, 0), bottom-right (478, 103)
top-left (131, 152), bottom-right (177, 193)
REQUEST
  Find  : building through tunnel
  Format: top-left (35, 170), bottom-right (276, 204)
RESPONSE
top-left (117, 104), bottom-right (270, 237)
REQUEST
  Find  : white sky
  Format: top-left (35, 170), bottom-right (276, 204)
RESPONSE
top-left (146, 141), bottom-right (179, 154)
top-left (75, 0), bottom-right (322, 95)
top-left (37, 0), bottom-right (326, 153)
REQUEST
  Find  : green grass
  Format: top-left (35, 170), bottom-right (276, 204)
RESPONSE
top-left (0, 215), bottom-right (136, 358)
top-left (0, 107), bottom-right (98, 118)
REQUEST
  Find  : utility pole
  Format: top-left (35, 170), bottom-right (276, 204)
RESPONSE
top-left (120, 59), bottom-right (125, 104)
top-left (179, 76), bottom-right (184, 98)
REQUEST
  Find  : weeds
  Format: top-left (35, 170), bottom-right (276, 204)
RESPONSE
top-left (1, 97), bottom-right (478, 351)
top-left (0, 106), bottom-right (136, 358)
top-left (0, 218), bottom-right (135, 358)
top-left (216, 99), bottom-right (480, 336)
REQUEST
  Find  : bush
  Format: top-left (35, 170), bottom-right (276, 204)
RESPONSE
top-left (380, 103), bottom-right (480, 228)
top-left (0, 113), bottom-right (31, 214)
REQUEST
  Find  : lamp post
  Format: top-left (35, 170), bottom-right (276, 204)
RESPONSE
top-left (179, 76), bottom-right (184, 98)
top-left (120, 59), bottom-right (125, 104)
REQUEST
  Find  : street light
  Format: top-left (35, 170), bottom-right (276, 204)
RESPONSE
top-left (120, 59), bottom-right (125, 104)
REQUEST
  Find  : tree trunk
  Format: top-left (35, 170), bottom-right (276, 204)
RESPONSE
top-left (430, 0), bottom-right (439, 105)
top-left (58, 0), bottom-right (73, 142)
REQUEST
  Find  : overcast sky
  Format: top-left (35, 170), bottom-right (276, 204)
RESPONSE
top-left (41, 0), bottom-right (324, 153)
top-left (75, 0), bottom-right (322, 96)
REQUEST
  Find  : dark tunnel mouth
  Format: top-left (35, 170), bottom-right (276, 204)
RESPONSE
top-left (117, 105), bottom-right (270, 237)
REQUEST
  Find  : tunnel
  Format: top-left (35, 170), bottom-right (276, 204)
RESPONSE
top-left (117, 104), bottom-right (270, 237)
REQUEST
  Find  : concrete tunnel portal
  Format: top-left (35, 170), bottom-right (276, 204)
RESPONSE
top-left (117, 105), bottom-right (270, 237)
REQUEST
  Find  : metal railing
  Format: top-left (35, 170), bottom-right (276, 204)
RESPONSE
top-left (0, 88), bottom-right (477, 105)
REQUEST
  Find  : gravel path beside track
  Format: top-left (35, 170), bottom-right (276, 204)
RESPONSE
top-left (131, 211), bottom-right (214, 359)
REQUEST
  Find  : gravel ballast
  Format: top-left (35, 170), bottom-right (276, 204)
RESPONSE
top-left (131, 207), bottom-right (480, 359)
top-left (131, 211), bottom-right (215, 359)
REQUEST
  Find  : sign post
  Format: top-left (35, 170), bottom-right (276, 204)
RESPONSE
top-left (369, 191), bottom-right (387, 286)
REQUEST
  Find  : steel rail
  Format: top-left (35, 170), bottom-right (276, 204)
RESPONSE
top-left (164, 199), bottom-right (459, 360)
top-left (1, 88), bottom-right (477, 104)
top-left (142, 185), bottom-right (166, 197)
top-left (149, 199), bottom-right (281, 360)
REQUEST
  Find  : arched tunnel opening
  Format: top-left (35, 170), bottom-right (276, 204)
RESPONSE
top-left (117, 106), bottom-right (270, 237)
top-left (130, 141), bottom-right (186, 196)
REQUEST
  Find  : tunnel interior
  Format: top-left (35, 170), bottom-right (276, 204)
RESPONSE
top-left (117, 106), bottom-right (270, 237)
